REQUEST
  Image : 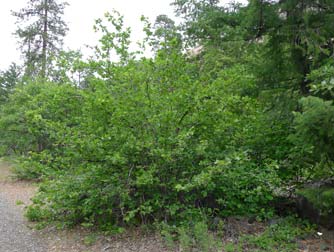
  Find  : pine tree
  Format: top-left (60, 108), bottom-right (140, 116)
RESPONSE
top-left (12, 0), bottom-right (68, 79)
top-left (0, 63), bottom-right (21, 104)
top-left (153, 14), bottom-right (181, 52)
top-left (247, 0), bottom-right (334, 94)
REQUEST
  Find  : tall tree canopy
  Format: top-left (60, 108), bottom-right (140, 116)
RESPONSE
top-left (12, 0), bottom-right (68, 79)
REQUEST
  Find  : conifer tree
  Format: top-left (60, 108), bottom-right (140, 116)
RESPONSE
top-left (0, 63), bottom-right (21, 103)
top-left (12, 0), bottom-right (68, 79)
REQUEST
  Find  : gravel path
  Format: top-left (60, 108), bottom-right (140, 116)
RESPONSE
top-left (0, 162), bottom-right (46, 252)
top-left (0, 195), bottom-right (46, 252)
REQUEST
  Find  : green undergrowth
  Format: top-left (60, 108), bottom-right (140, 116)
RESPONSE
top-left (160, 216), bottom-right (314, 252)
top-left (161, 220), bottom-right (223, 252)
top-left (226, 217), bottom-right (314, 252)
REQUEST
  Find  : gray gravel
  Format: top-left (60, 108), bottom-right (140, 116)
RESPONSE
top-left (0, 192), bottom-right (45, 252)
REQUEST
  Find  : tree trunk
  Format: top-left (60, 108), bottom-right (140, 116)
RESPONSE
top-left (41, 0), bottom-right (48, 79)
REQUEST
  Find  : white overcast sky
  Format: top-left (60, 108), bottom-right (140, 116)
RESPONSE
top-left (0, 0), bottom-right (247, 70)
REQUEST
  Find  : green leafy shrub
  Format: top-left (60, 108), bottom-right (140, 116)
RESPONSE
top-left (175, 152), bottom-right (280, 218)
top-left (24, 76), bottom-right (277, 225)
top-left (4, 11), bottom-right (280, 228)
top-left (0, 81), bottom-right (83, 178)
top-left (13, 156), bottom-right (46, 180)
